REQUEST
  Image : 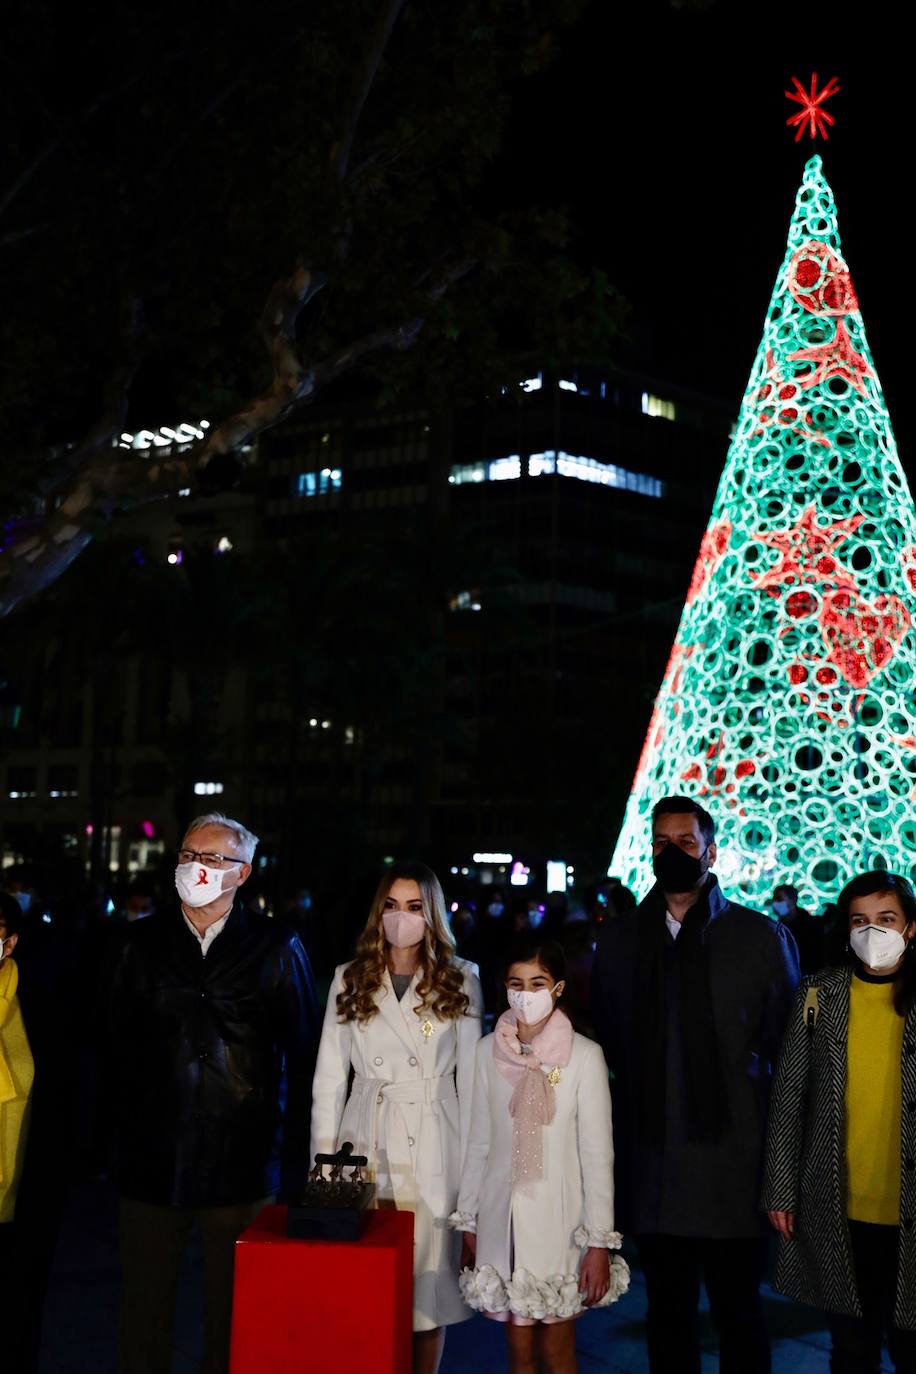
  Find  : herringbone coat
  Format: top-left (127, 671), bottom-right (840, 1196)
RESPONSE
top-left (763, 963), bottom-right (916, 1329)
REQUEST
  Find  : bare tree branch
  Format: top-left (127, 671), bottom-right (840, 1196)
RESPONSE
top-left (329, 0), bottom-right (408, 185)
top-left (0, 216), bottom-right (473, 620)
top-left (193, 256), bottom-right (474, 470)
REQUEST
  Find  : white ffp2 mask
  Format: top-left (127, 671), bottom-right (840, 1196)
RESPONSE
top-left (850, 925), bottom-right (908, 972)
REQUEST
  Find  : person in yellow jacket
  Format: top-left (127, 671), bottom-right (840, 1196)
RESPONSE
top-left (0, 892), bottom-right (34, 1225)
top-left (764, 870), bottom-right (916, 1372)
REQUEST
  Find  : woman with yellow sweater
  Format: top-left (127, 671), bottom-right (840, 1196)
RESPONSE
top-left (763, 870), bottom-right (916, 1373)
top-left (0, 893), bottom-right (34, 1227)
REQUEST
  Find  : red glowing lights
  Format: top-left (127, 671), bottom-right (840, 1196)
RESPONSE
top-left (785, 73), bottom-right (841, 142)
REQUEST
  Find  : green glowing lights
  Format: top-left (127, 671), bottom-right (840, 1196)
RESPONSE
top-left (609, 156), bottom-right (916, 910)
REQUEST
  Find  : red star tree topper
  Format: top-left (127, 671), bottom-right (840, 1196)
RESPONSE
top-left (785, 73), bottom-right (841, 142)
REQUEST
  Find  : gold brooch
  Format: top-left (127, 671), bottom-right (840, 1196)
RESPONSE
top-left (547, 1066), bottom-right (562, 1087)
top-left (421, 1019), bottom-right (435, 1041)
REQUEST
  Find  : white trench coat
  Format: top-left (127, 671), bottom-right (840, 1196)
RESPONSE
top-left (310, 958), bottom-right (483, 1330)
top-left (453, 1030), bottom-right (628, 1321)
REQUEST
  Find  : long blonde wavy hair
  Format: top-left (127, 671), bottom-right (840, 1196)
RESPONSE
top-left (337, 861), bottom-right (470, 1025)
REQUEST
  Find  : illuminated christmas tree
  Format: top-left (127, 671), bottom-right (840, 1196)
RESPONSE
top-left (609, 148), bottom-right (916, 911)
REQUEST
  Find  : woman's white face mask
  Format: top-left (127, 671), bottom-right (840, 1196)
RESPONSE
top-left (850, 924), bottom-right (908, 971)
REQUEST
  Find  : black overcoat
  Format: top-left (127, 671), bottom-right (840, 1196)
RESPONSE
top-left (763, 963), bottom-right (916, 1329)
top-left (592, 874), bottom-right (799, 1237)
top-left (108, 904), bottom-right (319, 1207)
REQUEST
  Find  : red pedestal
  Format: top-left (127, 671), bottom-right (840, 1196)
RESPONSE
top-left (230, 1205), bottom-right (414, 1374)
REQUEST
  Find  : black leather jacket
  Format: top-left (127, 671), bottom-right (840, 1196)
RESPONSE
top-left (109, 904), bottom-right (319, 1207)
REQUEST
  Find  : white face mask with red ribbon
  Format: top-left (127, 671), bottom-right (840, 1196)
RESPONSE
top-left (175, 861), bottom-right (231, 908)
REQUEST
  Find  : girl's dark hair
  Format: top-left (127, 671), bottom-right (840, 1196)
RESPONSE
top-left (836, 870), bottom-right (916, 1016)
top-left (502, 936), bottom-right (567, 986)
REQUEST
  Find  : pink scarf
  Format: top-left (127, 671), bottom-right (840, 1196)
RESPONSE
top-left (493, 1008), bottom-right (574, 1187)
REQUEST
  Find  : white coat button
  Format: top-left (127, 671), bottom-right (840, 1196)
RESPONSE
top-left (374, 1056), bottom-right (383, 1066)
top-left (408, 1056), bottom-right (418, 1066)
top-left (376, 1094), bottom-right (383, 1104)
top-left (408, 1137), bottom-right (415, 1147)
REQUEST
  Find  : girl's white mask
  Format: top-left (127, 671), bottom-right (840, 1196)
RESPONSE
top-left (507, 984), bottom-right (557, 1025)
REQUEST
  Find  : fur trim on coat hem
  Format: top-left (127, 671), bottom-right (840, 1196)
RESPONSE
top-left (458, 1259), bottom-right (630, 1320)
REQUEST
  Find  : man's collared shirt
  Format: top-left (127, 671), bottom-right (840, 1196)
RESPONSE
top-left (183, 910), bottom-right (229, 957)
top-left (665, 910), bottom-right (682, 941)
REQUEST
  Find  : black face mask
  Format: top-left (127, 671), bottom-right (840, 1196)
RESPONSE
top-left (652, 843), bottom-right (708, 894)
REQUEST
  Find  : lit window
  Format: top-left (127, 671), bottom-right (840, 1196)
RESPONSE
top-left (193, 781), bottom-right (224, 796)
top-left (448, 452), bottom-right (663, 498)
top-left (215, 536), bottom-right (233, 554)
top-left (546, 861), bottom-right (568, 894)
top-left (167, 548), bottom-right (184, 566)
top-left (520, 374), bottom-right (543, 392)
top-left (641, 392), bottom-right (676, 421)
top-left (489, 456), bottom-right (521, 482)
top-left (119, 419), bottom-right (210, 450)
top-left (558, 379), bottom-right (578, 393)
top-left (296, 468), bottom-right (343, 496)
top-left (528, 452), bottom-right (557, 477)
top-left (448, 463), bottom-right (487, 485)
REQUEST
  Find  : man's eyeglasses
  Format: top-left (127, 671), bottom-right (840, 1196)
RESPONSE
top-left (177, 849), bottom-right (245, 869)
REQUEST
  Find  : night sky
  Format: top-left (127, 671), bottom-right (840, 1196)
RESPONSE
top-left (504, 0), bottom-right (914, 466)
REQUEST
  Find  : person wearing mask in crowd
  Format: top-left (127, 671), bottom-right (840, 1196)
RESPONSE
top-left (124, 884), bottom-right (156, 922)
top-left (771, 882), bottom-right (823, 975)
top-left (592, 795), bottom-right (800, 1374)
top-left (311, 861), bottom-right (482, 1374)
top-left (109, 813), bottom-right (319, 1374)
top-left (453, 935), bottom-right (629, 1372)
top-left (764, 870), bottom-right (916, 1373)
top-left (1, 872), bottom-right (39, 920)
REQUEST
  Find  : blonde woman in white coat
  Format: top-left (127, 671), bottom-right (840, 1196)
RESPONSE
top-left (452, 936), bottom-right (629, 1374)
top-left (311, 861), bottom-right (482, 1374)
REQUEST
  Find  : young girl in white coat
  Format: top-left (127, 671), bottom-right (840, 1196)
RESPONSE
top-left (452, 937), bottom-right (629, 1374)
top-left (311, 862), bottom-right (482, 1374)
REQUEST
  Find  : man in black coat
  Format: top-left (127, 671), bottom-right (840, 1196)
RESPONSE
top-left (593, 796), bottom-right (799, 1374)
top-left (109, 812), bottom-right (319, 1374)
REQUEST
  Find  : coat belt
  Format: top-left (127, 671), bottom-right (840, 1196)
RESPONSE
top-left (348, 1074), bottom-right (457, 1206)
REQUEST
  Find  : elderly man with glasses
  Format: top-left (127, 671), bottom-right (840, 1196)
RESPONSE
top-left (109, 812), bottom-right (319, 1374)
